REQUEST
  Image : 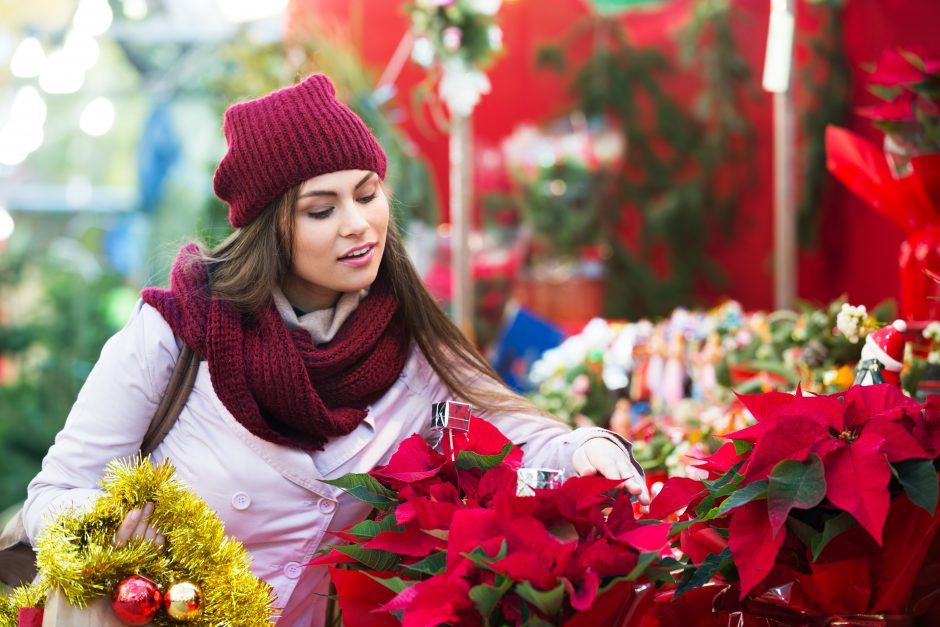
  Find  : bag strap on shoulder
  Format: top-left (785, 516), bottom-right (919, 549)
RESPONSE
top-left (141, 343), bottom-right (200, 456)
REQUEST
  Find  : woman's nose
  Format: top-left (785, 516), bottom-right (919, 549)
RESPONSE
top-left (339, 203), bottom-right (370, 236)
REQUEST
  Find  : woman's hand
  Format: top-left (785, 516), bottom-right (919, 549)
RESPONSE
top-left (573, 438), bottom-right (650, 508)
top-left (112, 501), bottom-right (165, 548)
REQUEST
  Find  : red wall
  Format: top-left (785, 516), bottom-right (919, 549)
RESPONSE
top-left (294, 0), bottom-right (940, 314)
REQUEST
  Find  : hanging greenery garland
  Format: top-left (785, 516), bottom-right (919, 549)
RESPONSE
top-left (0, 458), bottom-right (274, 626)
top-left (797, 0), bottom-right (849, 246)
top-left (536, 1), bottom-right (756, 319)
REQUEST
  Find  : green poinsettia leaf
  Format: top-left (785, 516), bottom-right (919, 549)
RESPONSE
top-left (461, 541), bottom-right (507, 571)
top-left (898, 49), bottom-right (926, 72)
top-left (675, 547), bottom-right (732, 598)
top-left (810, 511), bottom-right (857, 561)
top-left (626, 551), bottom-right (659, 580)
top-left (341, 487), bottom-right (399, 510)
top-left (344, 516), bottom-right (403, 540)
top-left (716, 480), bottom-right (769, 517)
top-left (515, 581), bottom-right (565, 618)
top-left (668, 518), bottom-right (698, 539)
top-left (321, 473), bottom-right (397, 498)
top-left (703, 460), bottom-right (746, 494)
top-left (365, 574), bottom-right (413, 595)
top-left (455, 443), bottom-right (514, 471)
top-left (868, 84), bottom-right (904, 101)
top-left (767, 454), bottom-right (827, 538)
top-left (785, 516), bottom-right (818, 549)
top-left (893, 458), bottom-right (939, 515)
top-left (401, 551), bottom-right (448, 577)
top-left (469, 578), bottom-right (513, 620)
top-left (733, 440), bottom-right (754, 456)
top-left (334, 544), bottom-right (401, 572)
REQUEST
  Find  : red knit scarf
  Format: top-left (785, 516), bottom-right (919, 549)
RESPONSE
top-left (142, 244), bottom-right (409, 451)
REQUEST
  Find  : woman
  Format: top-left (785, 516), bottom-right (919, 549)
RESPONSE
top-left (23, 74), bottom-right (647, 625)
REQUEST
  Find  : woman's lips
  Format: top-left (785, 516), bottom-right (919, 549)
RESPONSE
top-left (338, 244), bottom-right (375, 267)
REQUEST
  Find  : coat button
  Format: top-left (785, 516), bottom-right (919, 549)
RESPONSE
top-left (317, 498), bottom-right (336, 514)
top-left (231, 492), bottom-right (251, 510)
top-left (284, 561), bottom-right (303, 579)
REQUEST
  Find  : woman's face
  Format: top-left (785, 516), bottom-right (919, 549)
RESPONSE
top-left (283, 169), bottom-right (389, 312)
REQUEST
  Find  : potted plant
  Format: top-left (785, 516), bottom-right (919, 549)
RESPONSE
top-left (648, 384), bottom-right (940, 624)
top-left (313, 415), bottom-right (672, 626)
top-left (498, 116), bottom-right (624, 324)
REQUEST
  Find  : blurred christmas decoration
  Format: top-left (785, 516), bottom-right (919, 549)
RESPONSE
top-left (405, 0), bottom-right (506, 338)
top-left (588, 0), bottom-right (665, 15)
top-left (827, 49), bottom-right (940, 322)
top-left (500, 114), bottom-right (624, 266)
top-left (0, 458), bottom-right (273, 626)
top-left (858, 48), bottom-right (940, 177)
top-left (525, 297), bottom-right (900, 480)
top-left (537, 6), bottom-right (756, 319)
top-left (406, 0), bottom-right (504, 116)
top-left (490, 114), bottom-right (623, 325)
top-left (854, 319), bottom-right (908, 387)
top-left (525, 302), bottom-right (766, 420)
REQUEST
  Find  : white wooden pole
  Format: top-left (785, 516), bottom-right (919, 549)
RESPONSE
top-left (449, 112), bottom-right (474, 339)
top-left (764, 0), bottom-right (797, 310)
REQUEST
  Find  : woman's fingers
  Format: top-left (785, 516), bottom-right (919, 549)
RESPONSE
top-left (572, 445), bottom-right (595, 476)
top-left (112, 502), bottom-right (163, 548)
top-left (574, 439), bottom-right (651, 507)
top-left (113, 508), bottom-right (142, 547)
top-left (614, 455), bottom-right (651, 505)
top-left (130, 502), bottom-right (154, 540)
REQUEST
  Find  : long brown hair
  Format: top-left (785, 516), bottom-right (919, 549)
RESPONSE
top-left (198, 183), bottom-right (543, 416)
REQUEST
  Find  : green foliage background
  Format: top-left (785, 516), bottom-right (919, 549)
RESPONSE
top-left (0, 227), bottom-right (134, 514)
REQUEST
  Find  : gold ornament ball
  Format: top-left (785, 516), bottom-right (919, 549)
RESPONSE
top-left (163, 581), bottom-right (203, 621)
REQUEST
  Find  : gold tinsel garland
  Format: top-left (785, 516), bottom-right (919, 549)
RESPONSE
top-left (0, 458), bottom-right (274, 626)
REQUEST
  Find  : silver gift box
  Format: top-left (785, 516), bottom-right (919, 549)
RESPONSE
top-left (430, 401), bottom-right (472, 432)
top-left (516, 467), bottom-right (564, 496)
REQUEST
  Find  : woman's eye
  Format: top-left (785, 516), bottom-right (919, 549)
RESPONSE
top-left (357, 193), bottom-right (377, 204)
top-left (307, 207), bottom-right (334, 220)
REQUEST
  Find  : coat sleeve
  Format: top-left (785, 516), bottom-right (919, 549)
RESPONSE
top-left (21, 301), bottom-right (179, 542)
top-left (409, 351), bottom-right (642, 478)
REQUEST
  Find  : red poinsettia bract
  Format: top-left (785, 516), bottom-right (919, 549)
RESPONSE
top-left (314, 416), bottom-right (667, 625)
top-left (649, 384), bottom-right (940, 601)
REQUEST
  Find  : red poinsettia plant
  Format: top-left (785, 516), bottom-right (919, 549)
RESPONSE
top-left (313, 416), bottom-right (674, 626)
top-left (649, 384), bottom-right (940, 622)
top-left (858, 48), bottom-right (940, 154)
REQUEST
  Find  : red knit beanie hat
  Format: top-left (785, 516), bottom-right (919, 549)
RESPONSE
top-left (213, 73), bottom-right (388, 228)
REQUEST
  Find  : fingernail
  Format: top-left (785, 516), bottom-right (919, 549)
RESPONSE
top-left (155, 534), bottom-right (165, 547)
top-left (142, 503), bottom-right (154, 516)
top-left (128, 508), bottom-right (142, 521)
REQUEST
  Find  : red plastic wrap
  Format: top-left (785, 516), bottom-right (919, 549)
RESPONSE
top-left (826, 126), bottom-right (940, 320)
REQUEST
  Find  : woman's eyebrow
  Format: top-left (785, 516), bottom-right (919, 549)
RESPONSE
top-left (298, 173), bottom-right (375, 199)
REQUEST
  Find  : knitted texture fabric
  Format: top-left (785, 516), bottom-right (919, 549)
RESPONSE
top-left (141, 244), bottom-right (409, 451)
top-left (213, 73), bottom-right (388, 228)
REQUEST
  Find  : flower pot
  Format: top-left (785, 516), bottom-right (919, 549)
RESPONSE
top-left (513, 275), bottom-right (606, 325)
top-left (561, 581), bottom-right (655, 627)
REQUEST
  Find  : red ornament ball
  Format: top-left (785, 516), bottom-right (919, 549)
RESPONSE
top-left (110, 575), bottom-right (162, 625)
